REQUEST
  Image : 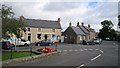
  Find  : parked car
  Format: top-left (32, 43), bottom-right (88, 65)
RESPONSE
top-left (82, 40), bottom-right (87, 45)
top-left (35, 39), bottom-right (53, 46)
top-left (16, 39), bottom-right (30, 46)
top-left (2, 41), bottom-right (13, 49)
top-left (93, 38), bottom-right (102, 44)
top-left (86, 40), bottom-right (95, 45)
top-left (1, 38), bottom-right (30, 46)
top-left (106, 38), bottom-right (110, 41)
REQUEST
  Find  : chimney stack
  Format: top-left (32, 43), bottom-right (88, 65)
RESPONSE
top-left (58, 18), bottom-right (60, 23)
top-left (77, 22), bottom-right (79, 27)
top-left (88, 24), bottom-right (90, 28)
top-left (81, 22), bottom-right (84, 26)
top-left (69, 22), bottom-right (72, 27)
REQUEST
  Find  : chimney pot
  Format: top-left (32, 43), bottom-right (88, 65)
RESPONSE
top-left (81, 22), bottom-right (84, 26)
top-left (69, 22), bottom-right (72, 26)
top-left (88, 24), bottom-right (90, 28)
top-left (77, 22), bottom-right (79, 26)
top-left (58, 18), bottom-right (60, 23)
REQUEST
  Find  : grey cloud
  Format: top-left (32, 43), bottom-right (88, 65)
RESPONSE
top-left (4, 2), bottom-right (39, 18)
top-left (118, 1), bottom-right (120, 15)
top-left (3, 2), bottom-right (118, 32)
top-left (43, 2), bottom-right (81, 11)
top-left (85, 2), bottom-right (117, 18)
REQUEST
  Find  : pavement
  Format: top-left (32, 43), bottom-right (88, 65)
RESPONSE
top-left (2, 41), bottom-right (119, 68)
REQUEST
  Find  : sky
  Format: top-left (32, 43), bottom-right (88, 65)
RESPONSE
top-left (2, 0), bottom-right (119, 32)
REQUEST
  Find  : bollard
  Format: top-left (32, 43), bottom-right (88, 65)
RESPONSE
top-left (10, 47), bottom-right (13, 59)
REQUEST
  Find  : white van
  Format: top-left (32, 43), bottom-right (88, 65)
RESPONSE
top-left (3, 38), bottom-right (30, 46)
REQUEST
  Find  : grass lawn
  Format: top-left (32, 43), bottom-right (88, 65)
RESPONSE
top-left (2, 51), bottom-right (36, 61)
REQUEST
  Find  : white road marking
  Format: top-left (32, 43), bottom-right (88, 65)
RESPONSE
top-left (84, 49), bottom-right (87, 50)
top-left (63, 50), bottom-right (67, 52)
top-left (58, 50), bottom-right (62, 53)
top-left (77, 64), bottom-right (85, 68)
top-left (95, 49), bottom-right (99, 50)
top-left (69, 50), bottom-right (72, 51)
top-left (75, 50), bottom-right (78, 51)
top-left (91, 54), bottom-right (101, 61)
top-left (99, 50), bottom-right (104, 53)
top-left (81, 49), bottom-right (83, 51)
top-left (79, 49), bottom-right (83, 51)
top-left (89, 49), bottom-right (93, 50)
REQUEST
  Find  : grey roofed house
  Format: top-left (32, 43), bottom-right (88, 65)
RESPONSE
top-left (71, 26), bottom-right (85, 35)
top-left (26, 19), bottom-right (62, 29)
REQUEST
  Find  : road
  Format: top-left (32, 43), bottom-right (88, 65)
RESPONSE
top-left (3, 41), bottom-right (119, 68)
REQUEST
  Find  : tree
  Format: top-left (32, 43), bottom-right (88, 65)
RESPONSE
top-left (2, 4), bottom-right (27, 38)
top-left (98, 20), bottom-right (117, 40)
top-left (2, 4), bottom-right (14, 19)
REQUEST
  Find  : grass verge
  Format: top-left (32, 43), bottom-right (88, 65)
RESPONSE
top-left (2, 51), bottom-right (36, 61)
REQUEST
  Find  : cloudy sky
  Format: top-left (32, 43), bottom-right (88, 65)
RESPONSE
top-left (3, 0), bottom-right (119, 32)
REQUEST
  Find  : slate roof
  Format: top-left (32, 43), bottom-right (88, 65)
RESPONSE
top-left (71, 26), bottom-right (85, 35)
top-left (79, 26), bottom-right (89, 34)
top-left (26, 19), bottom-right (62, 29)
top-left (84, 26), bottom-right (95, 32)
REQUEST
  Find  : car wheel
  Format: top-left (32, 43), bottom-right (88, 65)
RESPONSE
top-left (11, 44), bottom-right (15, 47)
top-left (24, 43), bottom-right (28, 46)
top-left (49, 44), bottom-right (51, 46)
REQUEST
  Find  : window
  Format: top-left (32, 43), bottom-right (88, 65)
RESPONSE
top-left (37, 34), bottom-right (41, 39)
top-left (52, 34), bottom-right (55, 37)
top-left (21, 39), bottom-right (26, 42)
top-left (28, 28), bottom-right (30, 31)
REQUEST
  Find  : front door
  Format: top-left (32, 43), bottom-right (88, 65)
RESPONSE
top-left (28, 33), bottom-right (31, 42)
